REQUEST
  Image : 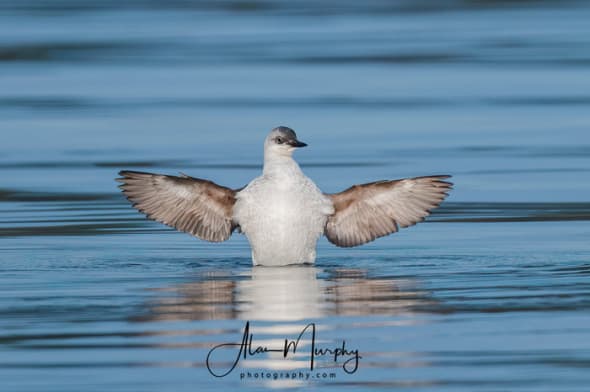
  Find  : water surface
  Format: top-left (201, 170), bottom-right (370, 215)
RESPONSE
top-left (1, 1), bottom-right (590, 391)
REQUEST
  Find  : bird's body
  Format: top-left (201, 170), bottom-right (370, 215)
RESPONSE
top-left (234, 152), bottom-right (333, 265)
top-left (117, 126), bottom-right (452, 266)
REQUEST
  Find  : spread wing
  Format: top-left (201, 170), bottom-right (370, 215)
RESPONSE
top-left (325, 175), bottom-right (452, 247)
top-left (116, 170), bottom-right (237, 242)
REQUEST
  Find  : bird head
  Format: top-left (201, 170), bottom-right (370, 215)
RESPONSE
top-left (264, 126), bottom-right (307, 157)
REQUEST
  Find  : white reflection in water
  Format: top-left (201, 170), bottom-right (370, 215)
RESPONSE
top-left (237, 266), bottom-right (327, 322)
top-left (141, 265), bottom-right (436, 323)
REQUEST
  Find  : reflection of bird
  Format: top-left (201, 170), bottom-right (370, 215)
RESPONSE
top-left (133, 266), bottom-right (438, 323)
top-left (117, 126), bottom-right (452, 266)
top-left (237, 266), bottom-right (325, 321)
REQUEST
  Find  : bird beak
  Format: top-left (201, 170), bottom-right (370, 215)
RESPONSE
top-left (288, 139), bottom-right (307, 148)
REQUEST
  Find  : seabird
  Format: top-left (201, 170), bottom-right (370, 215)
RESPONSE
top-left (117, 126), bottom-right (452, 266)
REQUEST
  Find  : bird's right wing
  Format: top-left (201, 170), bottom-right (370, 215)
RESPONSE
top-left (324, 175), bottom-right (452, 247)
top-left (117, 170), bottom-right (238, 242)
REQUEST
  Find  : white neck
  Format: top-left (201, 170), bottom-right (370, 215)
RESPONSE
top-left (263, 150), bottom-right (302, 177)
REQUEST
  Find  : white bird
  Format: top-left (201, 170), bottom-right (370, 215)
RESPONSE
top-left (117, 126), bottom-right (452, 266)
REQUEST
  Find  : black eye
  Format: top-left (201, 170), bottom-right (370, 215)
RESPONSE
top-left (276, 137), bottom-right (283, 144)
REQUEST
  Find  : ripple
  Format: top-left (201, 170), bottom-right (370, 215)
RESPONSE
top-left (436, 202), bottom-right (590, 223)
top-left (0, 188), bottom-right (114, 202)
top-left (1, 196), bottom-right (589, 238)
top-left (0, 159), bottom-right (383, 170)
top-left (0, 41), bottom-right (150, 63)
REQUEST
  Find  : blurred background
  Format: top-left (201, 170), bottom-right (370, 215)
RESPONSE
top-left (1, 1), bottom-right (590, 391)
top-left (1, 0), bottom-right (589, 201)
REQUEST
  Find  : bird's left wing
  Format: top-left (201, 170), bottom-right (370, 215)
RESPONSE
top-left (117, 170), bottom-right (237, 242)
top-left (324, 175), bottom-right (452, 247)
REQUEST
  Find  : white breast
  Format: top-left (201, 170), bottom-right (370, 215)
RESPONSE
top-left (233, 172), bottom-right (333, 266)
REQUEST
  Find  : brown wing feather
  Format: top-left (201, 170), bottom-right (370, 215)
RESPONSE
top-left (325, 175), bottom-right (452, 247)
top-left (116, 170), bottom-right (237, 242)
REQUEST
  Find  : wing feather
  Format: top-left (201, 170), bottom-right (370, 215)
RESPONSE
top-left (116, 170), bottom-right (237, 242)
top-left (325, 175), bottom-right (452, 247)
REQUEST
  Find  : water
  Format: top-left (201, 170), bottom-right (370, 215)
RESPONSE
top-left (1, 1), bottom-right (590, 390)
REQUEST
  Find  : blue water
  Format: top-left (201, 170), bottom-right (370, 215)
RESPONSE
top-left (1, 1), bottom-right (590, 391)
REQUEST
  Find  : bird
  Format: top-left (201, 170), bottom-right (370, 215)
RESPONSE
top-left (117, 126), bottom-right (452, 266)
